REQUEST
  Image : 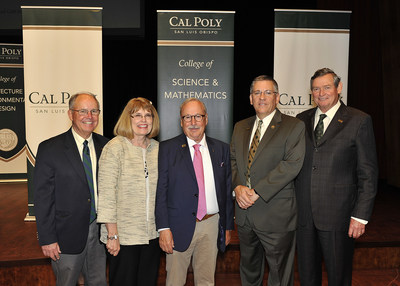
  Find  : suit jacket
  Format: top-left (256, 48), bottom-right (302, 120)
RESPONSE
top-left (231, 109), bottom-right (305, 232)
top-left (34, 128), bottom-right (109, 254)
top-left (155, 133), bottom-right (234, 252)
top-left (295, 101), bottom-right (378, 231)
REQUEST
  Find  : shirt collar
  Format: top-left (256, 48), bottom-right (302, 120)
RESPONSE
top-left (186, 134), bottom-right (207, 149)
top-left (71, 127), bottom-right (93, 146)
top-left (316, 100), bottom-right (341, 119)
top-left (256, 109), bottom-right (276, 126)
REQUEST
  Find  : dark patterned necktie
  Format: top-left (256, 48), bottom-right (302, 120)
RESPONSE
top-left (314, 114), bottom-right (327, 144)
top-left (83, 140), bottom-right (96, 223)
top-left (246, 120), bottom-right (263, 188)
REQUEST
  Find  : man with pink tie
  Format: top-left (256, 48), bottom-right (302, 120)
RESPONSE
top-left (156, 98), bottom-right (234, 286)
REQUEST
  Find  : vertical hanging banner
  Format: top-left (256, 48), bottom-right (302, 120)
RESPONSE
top-left (274, 9), bottom-right (351, 116)
top-left (0, 43), bottom-right (26, 181)
top-left (157, 10), bottom-right (235, 143)
top-left (22, 6), bottom-right (103, 219)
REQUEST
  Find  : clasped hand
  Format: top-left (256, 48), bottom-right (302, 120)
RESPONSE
top-left (234, 185), bottom-right (259, 209)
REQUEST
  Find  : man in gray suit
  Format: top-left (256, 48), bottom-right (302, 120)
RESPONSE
top-left (295, 68), bottom-right (378, 286)
top-left (231, 75), bottom-right (305, 286)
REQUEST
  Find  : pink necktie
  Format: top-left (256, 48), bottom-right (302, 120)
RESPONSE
top-left (193, 144), bottom-right (206, 220)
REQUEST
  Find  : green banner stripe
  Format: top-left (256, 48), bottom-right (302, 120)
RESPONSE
top-left (275, 10), bottom-right (351, 30)
top-left (22, 7), bottom-right (102, 26)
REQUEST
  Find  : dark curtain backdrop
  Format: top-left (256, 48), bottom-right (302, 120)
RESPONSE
top-left (316, 0), bottom-right (400, 186)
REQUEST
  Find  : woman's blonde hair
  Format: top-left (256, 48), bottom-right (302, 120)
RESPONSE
top-left (113, 97), bottom-right (160, 139)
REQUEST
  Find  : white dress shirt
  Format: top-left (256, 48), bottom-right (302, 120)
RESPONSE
top-left (314, 100), bottom-right (341, 133)
top-left (187, 135), bottom-right (219, 215)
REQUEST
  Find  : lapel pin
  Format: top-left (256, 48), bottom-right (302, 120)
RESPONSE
top-left (271, 125), bottom-right (275, 129)
top-left (182, 144), bottom-right (186, 148)
top-left (338, 119), bottom-right (343, 123)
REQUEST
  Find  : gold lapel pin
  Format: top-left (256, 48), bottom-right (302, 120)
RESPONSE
top-left (338, 119), bottom-right (343, 123)
top-left (182, 144), bottom-right (187, 148)
top-left (271, 125), bottom-right (275, 129)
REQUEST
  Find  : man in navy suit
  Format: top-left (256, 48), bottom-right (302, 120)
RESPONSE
top-left (34, 92), bottom-right (109, 286)
top-left (156, 98), bottom-right (234, 286)
top-left (295, 68), bottom-right (378, 285)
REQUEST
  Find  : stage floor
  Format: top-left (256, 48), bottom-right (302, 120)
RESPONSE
top-left (0, 181), bottom-right (399, 285)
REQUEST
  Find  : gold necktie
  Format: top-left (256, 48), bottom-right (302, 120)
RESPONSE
top-left (246, 120), bottom-right (263, 188)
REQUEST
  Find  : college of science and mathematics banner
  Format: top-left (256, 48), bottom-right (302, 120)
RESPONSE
top-left (0, 44), bottom-right (26, 181)
top-left (157, 10), bottom-right (234, 143)
top-left (22, 6), bottom-right (103, 218)
top-left (274, 9), bottom-right (351, 116)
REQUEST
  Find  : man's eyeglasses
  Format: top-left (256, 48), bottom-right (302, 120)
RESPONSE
top-left (130, 113), bottom-right (153, 120)
top-left (252, 90), bottom-right (278, 97)
top-left (181, 114), bottom-right (205, 122)
top-left (70, 109), bottom-right (101, 116)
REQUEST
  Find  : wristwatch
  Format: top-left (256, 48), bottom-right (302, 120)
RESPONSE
top-left (107, 234), bottom-right (118, 240)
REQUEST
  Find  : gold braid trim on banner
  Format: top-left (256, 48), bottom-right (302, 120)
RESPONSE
top-left (274, 28), bottom-right (350, 34)
top-left (0, 146), bottom-right (27, 163)
top-left (22, 26), bottom-right (102, 31)
top-left (158, 40), bottom-right (234, 47)
top-left (0, 64), bottom-right (23, 68)
top-left (26, 147), bottom-right (36, 167)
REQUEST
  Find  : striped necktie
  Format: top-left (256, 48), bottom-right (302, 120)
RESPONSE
top-left (246, 120), bottom-right (263, 188)
top-left (83, 140), bottom-right (96, 223)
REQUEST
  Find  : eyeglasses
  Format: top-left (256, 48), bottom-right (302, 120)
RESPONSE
top-left (130, 113), bottom-right (153, 120)
top-left (181, 114), bottom-right (205, 122)
top-left (70, 109), bottom-right (101, 116)
top-left (252, 90), bottom-right (278, 97)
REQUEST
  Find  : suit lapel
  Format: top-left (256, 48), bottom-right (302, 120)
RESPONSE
top-left (64, 129), bottom-right (88, 185)
top-left (207, 137), bottom-right (221, 179)
top-left (93, 134), bottom-right (103, 163)
top-left (318, 102), bottom-right (347, 146)
top-left (241, 117), bottom-right (255, 169)
top-left (93, 133), bottom-right (105, 177)
top-left (305, 108), bottom-right (317, 146)
top-left (252, 110), bottom-right (281, 164)
top-left (178, 134), bottom-right (197, 182)
top-left (207, 137), bottom-right (218, 184)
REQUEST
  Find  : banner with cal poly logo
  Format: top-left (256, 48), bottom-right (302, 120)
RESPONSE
top-left (274, 9), bottom-right (351, 116)
top-left (22, 6), bottom-right (103, 218)
top-left (157, 10), bottom-right (235, 143)
top-left (0, 43), bottom-right (26, 181)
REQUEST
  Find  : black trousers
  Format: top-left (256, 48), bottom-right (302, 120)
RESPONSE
top-left (108, 238), bottom-right (161, 286)
top-left (297, 226), bottom-right (354, 286)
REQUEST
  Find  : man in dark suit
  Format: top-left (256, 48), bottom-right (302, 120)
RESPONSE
top-left (156, 98), bottom-right (234, 286)
top-left (295, 68), bottom-right (378, 286)
top-left (34, 92), bottom-right (109, 286)
top-left (231, 75), bottom-right (305, 286)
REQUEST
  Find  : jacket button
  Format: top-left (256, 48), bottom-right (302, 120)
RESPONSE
top-left (312, 166), bottom-right (317, 171)
top-left (192, 212), bottom-right (196, 216)
top-left (194, 194), bottom-right (198, 197)
top-left (88, 199), bottom-right (91, 202)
